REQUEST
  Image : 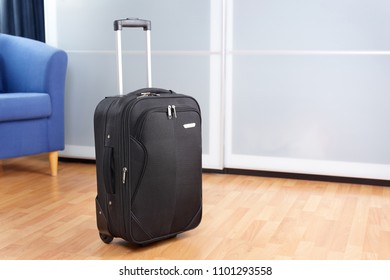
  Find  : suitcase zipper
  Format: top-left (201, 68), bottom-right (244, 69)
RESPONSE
top-left (171, 105), bottom-right (177, 118)
top-left (167, 105), bottom-right (172, 119)
top-left (167, 105), bottom-right (178, 119)
top-left (122, 167), bottom-right (128, 184)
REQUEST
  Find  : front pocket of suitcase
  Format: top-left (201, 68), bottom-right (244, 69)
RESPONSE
top-left (131, 111), bottom-right (178, 242)
top-left (130, 107), bottom-right (202, 243)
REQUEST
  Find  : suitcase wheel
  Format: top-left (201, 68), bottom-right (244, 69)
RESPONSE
top-left (99, 233), bottom-right (114, 244)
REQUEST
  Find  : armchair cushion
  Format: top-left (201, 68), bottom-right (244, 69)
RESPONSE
top-left (0, 92), bottom-right (51, 122)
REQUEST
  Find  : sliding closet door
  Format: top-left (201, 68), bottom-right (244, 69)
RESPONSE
top-left (44, 0), bottom-right (224, 169)
top-left (46, 0), bottom-right (390, 179)
top-left (225, 0), bottom-right (390, 179)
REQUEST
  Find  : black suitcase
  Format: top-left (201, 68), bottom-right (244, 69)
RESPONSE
top-left (94, 19), bottom-right (202, 245)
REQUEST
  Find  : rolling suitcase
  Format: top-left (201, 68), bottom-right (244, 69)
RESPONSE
top-left (94, 18), bottom-right (202, 245)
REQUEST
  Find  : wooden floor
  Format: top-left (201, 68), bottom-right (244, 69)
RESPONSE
top-left (0, 155), bottom-right (389, 260)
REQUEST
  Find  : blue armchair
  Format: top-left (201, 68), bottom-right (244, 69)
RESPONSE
top-left (0, 34), bottom-right (68, 176)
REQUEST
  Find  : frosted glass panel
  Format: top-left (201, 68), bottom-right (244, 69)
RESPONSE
top-left (231, 55), bottom-right (390, 164)
top-left (56, 0), bottom-right (210, 51)
top-left (233, 0), bottom-right (390, 50)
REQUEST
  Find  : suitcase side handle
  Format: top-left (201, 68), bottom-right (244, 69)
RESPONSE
top-left (114, 18), bottom-right (151, 31)
top-left (103, 147), bottom-right (116, 194)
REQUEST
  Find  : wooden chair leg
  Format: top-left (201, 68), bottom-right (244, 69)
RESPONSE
top-left (48, 151), bottom-right (58, 176)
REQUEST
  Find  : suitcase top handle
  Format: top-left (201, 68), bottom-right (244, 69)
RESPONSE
top-left (114, 18), bottom-right (151, 31)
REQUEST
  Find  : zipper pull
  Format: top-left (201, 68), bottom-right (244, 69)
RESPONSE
top-left (172, 105), bottom-right (177, 118)
top-left (167, 105), bottom-right (172, 119)
top-left (122, 167), bottom-right (128, 184)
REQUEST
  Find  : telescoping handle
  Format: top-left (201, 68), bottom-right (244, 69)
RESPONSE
top-left (114, 18), bottom-right (152, 95)
top-left (114, 18), bottom-right (151, 31)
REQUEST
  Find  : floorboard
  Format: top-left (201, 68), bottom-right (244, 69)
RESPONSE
top-left (0, 155), bottom-right (389, 260)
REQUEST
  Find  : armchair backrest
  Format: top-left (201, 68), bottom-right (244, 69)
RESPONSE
top-left (0, 33), bottom-right (67, 94)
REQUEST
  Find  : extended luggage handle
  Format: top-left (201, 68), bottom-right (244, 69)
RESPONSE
top-left (114, 18), bottom-right (151, 31)
top-left (114, 18), bottom-right (152, 95)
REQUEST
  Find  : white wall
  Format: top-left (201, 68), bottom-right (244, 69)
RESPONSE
top-left (45, 0), bottom-right (390, 180)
